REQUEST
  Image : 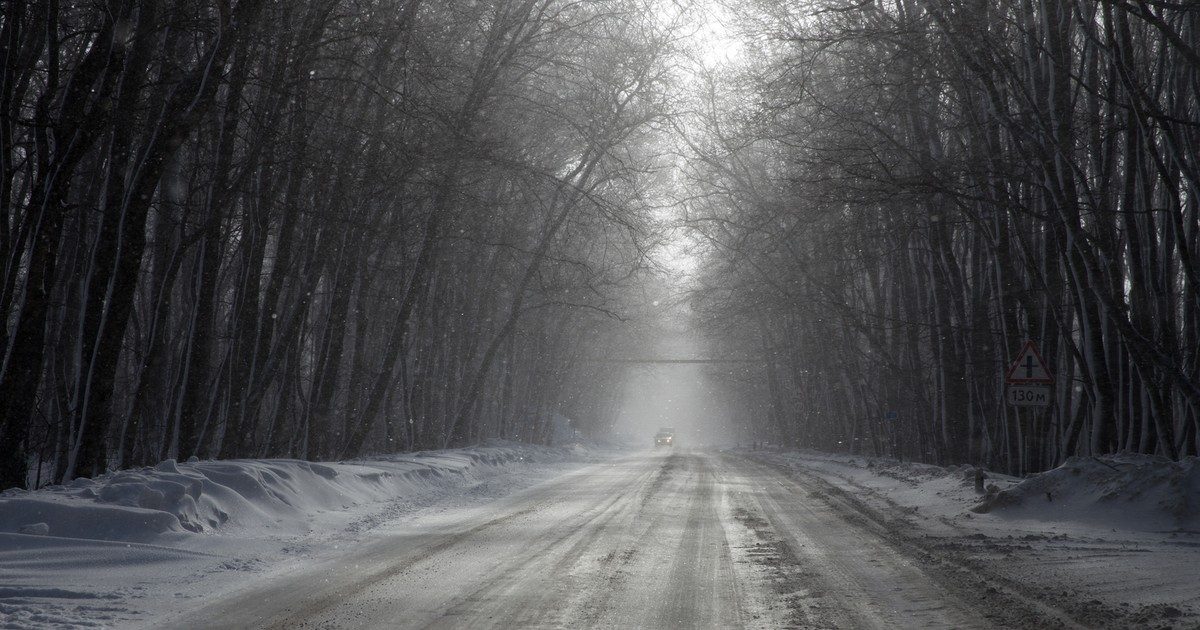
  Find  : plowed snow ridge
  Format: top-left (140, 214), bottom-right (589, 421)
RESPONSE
top-left (0, 441), bottom-right (600, 628)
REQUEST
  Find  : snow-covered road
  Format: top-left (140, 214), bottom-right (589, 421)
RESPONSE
top-left (182, 450), bottom-right (1038, 629)
top-left (6, 445), bottom-right (1194, 628)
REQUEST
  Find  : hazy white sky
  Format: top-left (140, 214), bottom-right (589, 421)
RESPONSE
top-left (609, 300), bottom-right (741, 446)
top-left (606, 0), bottom-right (752, 448)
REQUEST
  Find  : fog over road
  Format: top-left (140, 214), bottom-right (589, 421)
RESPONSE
top-left (185, 450), bottom-right (1059, 629)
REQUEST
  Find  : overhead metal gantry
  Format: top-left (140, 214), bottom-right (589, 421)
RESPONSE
top-left (588, 358), bottom-right (763, 364)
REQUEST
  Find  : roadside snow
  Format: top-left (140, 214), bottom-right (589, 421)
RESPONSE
top-left (748, 448), bottom-right (1200, 629)
top-left (972, 454), bottom-right (1200, 532)
top-left (0, 441), bottom-right (606, 629)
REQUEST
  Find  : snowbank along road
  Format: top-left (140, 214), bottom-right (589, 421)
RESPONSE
top-left (183, 449), bottom-right (1093, 629)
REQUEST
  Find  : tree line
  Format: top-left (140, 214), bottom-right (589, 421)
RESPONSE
top-left (0, 0), bottom-right (672, 489)
top-left (687, 0), bottom-right (1200, 473)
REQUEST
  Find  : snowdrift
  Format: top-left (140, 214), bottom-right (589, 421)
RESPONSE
top-left (972, 454), bottom-right (1200, 532)
top-left (0, 442), bottom-right (582, 544)
top-left (756, 448), bottom-right (1200, 533)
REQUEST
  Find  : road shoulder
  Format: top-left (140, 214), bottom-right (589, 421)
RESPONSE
top-left (740, 449), bottom-right (1200, 629)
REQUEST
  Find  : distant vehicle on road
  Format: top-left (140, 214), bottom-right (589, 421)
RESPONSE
top-left (654, 428), bottom-right (675, 447)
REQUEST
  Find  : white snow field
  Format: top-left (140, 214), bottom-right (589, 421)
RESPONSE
top-left (1, 445), bottom-right (1197, 629)
top-left (0, 442), bottom-right (600, 628)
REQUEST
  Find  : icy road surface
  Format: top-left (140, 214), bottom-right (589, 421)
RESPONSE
top-left (183, 450), bottom-right (1064, 629)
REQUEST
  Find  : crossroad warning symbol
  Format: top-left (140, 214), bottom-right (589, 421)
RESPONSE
top-left (1005, 341), bottom-right (1054, 384)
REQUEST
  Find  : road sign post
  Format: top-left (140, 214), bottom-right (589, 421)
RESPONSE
top-left (883, 411), bottom-right (901, 460)
top-left (1005, 341), bottom-right (1053, 407)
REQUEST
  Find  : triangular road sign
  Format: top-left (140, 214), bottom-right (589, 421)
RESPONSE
top-left (1005, 341), bottom-right (1054, 384)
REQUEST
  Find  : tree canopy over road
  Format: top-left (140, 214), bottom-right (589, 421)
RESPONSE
top-left (688, 0), bottom-right (1200, 474)
top-left (1, 0), bottom-right (1197, 488)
